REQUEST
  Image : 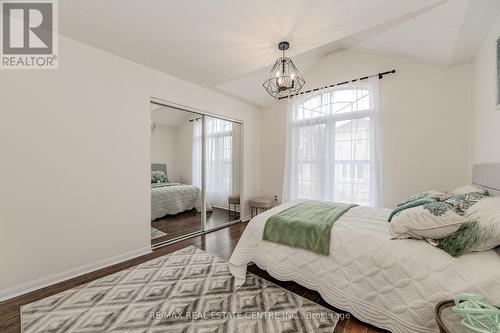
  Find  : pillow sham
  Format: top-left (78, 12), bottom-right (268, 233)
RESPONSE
top-left (151, 170), bottom-right (168, 183)
top-left (390, 202), bottom-right (467, 241)
top-left (438, 198), bottom-right (500, 256)
top-left (396, 190), bottom-right (450, 207)
top-left (444, 192), bottom-right (488, 216)
top-left (449, 184), bottom-right (487, 196)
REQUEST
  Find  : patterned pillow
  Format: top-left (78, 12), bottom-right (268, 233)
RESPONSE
top-left (390, 202), bottom-right (467, 241)
top-left (397, 190), bottom-right (450, 207)
top-left (151, 170), bottom-right (168, 183)
top-left (444, 192), bottom-right (488, 216)
top-left (438, 197), bottom-right (500, 256)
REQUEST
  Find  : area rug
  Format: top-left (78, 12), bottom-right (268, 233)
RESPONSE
top-left (151, 227), bottom-right (167, 240)
top-left (21, 246), bottom-right (339, 332)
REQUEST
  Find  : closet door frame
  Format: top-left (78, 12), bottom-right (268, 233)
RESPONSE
top-left (150, 97), bottom-right (244, 250)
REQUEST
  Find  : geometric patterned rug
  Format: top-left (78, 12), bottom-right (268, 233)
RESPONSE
top-left (150, 227), bottom-right (167, 240)
top-left (21, 246), bottom-right (339, 332)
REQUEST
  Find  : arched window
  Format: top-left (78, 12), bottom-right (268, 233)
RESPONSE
top-left (283, 78), bottom-right (381, 207)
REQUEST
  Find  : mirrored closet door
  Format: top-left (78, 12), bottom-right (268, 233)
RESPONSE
top-left (150, 101), bottom-right (242, 247)
top-left (150, 103), bottom-right (203, 245)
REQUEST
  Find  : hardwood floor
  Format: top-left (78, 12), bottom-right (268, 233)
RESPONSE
top-left (151, 207), bottom-right (238, 245)
top-left (0, 222), bottom-right (386, 333)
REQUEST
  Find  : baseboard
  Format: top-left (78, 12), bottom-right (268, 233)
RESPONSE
top-left (0, 246), bottom-right (152, 302)
top-left (242, 215), bottom-right (251, 222)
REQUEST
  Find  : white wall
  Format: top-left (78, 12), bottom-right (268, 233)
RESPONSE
top-left (0, 35), bottom-right (262, 294)
top-left (261, 50), bottom-right (473, 208)
top-left (151, 123), bottom-right (180, 182)
top-left (472, 14), bottom-right (500, 164)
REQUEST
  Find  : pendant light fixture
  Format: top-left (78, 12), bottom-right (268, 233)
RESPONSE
top-left (263, 41), bottom-right (305, 99)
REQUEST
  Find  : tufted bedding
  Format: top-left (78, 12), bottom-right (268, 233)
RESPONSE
top-left (151, 184), bottom-right (211, 221)
top-left (228, 200), bottom-right (500, 333)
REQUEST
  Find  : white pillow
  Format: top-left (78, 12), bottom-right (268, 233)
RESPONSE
top-left (465, 197), bottom-right (500, 251)
top-left (450, 184), bottom-right (486, 196)
top-left (390, 202), bottom-right (467, 240)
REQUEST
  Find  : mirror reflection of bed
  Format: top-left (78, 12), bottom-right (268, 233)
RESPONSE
top-left (150, 102), bottom-right (241, 245)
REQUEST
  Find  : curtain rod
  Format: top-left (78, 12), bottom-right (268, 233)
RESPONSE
top-left (278, 69), bottom-right (396, 100)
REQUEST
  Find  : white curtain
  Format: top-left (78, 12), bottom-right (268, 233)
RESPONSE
top-left (282, 76), bottom-right (382, 207)
top-left (205, 117), bottom-right (233, 208)
top-left (192, 119), bottom-right (202, 188)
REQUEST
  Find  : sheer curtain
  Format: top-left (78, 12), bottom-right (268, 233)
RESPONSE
top-left (282, 76), bottom-right (382, 207)
top-left (205, 117), bottom-right (233, 208)
top-left (192, 119), bottom-right (202, 188)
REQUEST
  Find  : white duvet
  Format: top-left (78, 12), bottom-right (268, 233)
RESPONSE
top-left (229, 200), bottom-right (500, 333)
top-left (151, 184), bottom-right (212, 221)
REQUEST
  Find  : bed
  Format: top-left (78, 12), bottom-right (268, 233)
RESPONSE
top-left (151, 163), bottom-right (211, 221)
top-left (228, 164), bottom-right (500, 333)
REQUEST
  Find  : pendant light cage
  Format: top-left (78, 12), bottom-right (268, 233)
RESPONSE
top-left (263, 41), bottom-right (305, 98)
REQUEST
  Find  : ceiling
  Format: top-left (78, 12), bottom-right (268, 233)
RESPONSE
top-left (59, 0), bottom-right (500, 107)
top-left (347, 0), bottom-right (500, 66)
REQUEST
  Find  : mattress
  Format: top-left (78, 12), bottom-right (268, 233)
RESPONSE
top-left (151, 184), bottom-right (211, 221)
top-left (228, 200), bottom-right (500, 333)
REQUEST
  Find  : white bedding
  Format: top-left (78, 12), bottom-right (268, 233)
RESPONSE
top-left (229, 200), bottom-right (500, 333)
top-left (151, 184), bottom-right (212, 221)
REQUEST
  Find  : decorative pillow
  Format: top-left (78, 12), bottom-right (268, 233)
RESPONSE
top-left (466, 198), bottom-right (500, 251)
top-left (438, 198), bottom-right (500, 256)
top-left (151, 170), bottom-right (168, 183)
top-left (390, 202), bottom-right (467, 240)
top-left (397, 190), bottom-right (450, 207)
top-left (444, 192), bottom-right (488, 216)
top-left (450, 184), bottom-right (487, 196)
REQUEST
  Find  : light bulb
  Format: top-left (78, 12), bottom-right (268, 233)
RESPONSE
top-left (290, 73), bottom-right (295, 80)
top-left (276, 71), bottom-right (280, 78)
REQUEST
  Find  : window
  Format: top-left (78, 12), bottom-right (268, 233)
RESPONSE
top-left (283, 78), bottom-right (381, 207)
top-left (205, 117), bottom-right (233, 208)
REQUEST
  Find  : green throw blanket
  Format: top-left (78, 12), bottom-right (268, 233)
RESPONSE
top-left (263, 200), bottom-right (357, 255)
